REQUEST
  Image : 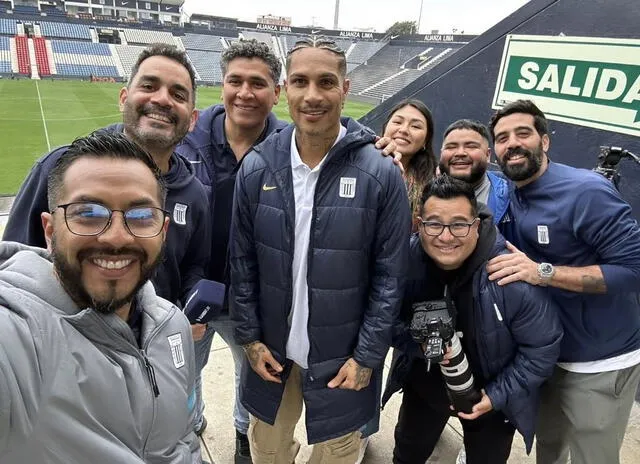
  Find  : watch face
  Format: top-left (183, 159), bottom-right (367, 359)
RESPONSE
top-left (541, 263), bottom-right (553, 274)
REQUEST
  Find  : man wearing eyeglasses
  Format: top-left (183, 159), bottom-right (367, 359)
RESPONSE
top-left (383, 175), bottom-right (562, 464)
top-left (0, 132), bottom-right (203, 463)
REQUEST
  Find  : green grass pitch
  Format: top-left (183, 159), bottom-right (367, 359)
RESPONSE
top-left (0, 79), bottom-right (375, 195)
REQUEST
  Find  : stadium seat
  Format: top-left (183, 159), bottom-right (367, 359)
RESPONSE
top-left (39, 21), bottom-right (92, 40)
top-left (186, 49), bottom-right (223, 83)
top-left (0, 18), bottom-right (16, 35)
top-left (121, 28), bottom-right (175, 46)
top-left (50, 40), bottom-right (119, 78)
top-left (33, 37), bottom-right (51, 76)
top-left (182, 33), bottom-right (224, 52)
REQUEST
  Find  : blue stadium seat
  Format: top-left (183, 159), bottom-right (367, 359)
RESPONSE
top-left (0, 18), bottom-right (15, 35)
top-left (55, 63), bottom-right (118, 77)
top-left (39, 21), bottom-right (92, 40)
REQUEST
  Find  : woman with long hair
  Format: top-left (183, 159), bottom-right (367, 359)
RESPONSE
top-left (382, 99), bottom-right (437, 231)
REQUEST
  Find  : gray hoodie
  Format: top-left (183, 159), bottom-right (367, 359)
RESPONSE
top-left (0, 242), bottom-right (202, 463)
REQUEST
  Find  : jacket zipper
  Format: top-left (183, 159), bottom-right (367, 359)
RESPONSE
top-left (139, 312), bottom-right (174, 459)
top-left (142, 349), bottom-right (160, 397)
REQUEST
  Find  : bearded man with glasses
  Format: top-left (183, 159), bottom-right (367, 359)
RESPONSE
top-left (382, 175), bottom-right (563, 464)
top-left (0, 132), bottom-right (203, 463)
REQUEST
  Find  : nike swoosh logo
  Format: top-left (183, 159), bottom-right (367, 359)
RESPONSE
top-left (262, 184), bottom-right (277, 191)
top-left (188, 160), bottom-right (203, 164)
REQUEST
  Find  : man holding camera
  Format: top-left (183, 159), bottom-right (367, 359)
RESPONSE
top-left (384, 175), bottom-right (562, 464)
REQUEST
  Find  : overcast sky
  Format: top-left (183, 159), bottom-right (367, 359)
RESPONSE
top-left (182, 0), bottom-right (531, 34)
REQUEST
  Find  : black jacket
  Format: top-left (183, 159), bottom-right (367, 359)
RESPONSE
top-left (229, 118), bottom-right (410, 443)
top-left (176, 105), bottom-right (287, 290)
top-left (383, 210), bottom-right (563, 453)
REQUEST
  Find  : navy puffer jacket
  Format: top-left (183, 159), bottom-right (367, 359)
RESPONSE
top-left (230, 118), bottom-right (410, 443)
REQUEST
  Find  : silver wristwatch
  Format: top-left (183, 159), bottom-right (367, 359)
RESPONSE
top-left (537, 262), bottom-right (555, 285)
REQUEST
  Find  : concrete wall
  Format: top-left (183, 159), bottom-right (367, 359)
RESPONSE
top-left (360, 0), bottom-right (640, 218)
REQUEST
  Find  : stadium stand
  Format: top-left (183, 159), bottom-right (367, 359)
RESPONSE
top-left (15, 35), bottom-right (30, 74)
top-left (0, 17), bottom-right (15, 35)
top-left (39, 21), bottom-right (92, 40)
top-left (121, 28), bottom-right (175, 46)
top-left (187, 49), bottom-right (223, 83)
top-left (51, 40), bottom-right (112, 56)
top-left (347, 42), bottom-right (463, 100)
top-left (55, 63), bottom-right (119, 77)
top-left (40, 5), bottom-right (67, 18)
top-left (0, 7), bottom-right (467, 100)
top-left (240, 30), bottom-right (272, 47)
top-left (12, 5), bottom-right (39, 15)
top-left (0, 35), bottom-right (11, 73)
top-left (181, 32), bottom-right (225, 52)
top-left (33, 36), bottom-right (51, 76)
top-left (347, 41), bottom-right (384, 65)
top-left (51, 40), bottom-right (118, 78)
top-left (114, 44), bottom-right (147, 77)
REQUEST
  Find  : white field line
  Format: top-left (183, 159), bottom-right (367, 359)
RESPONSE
top-left (35, 80), bottom-right (51, 152)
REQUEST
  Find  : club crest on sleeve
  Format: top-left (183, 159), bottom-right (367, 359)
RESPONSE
top-left (173, 203), bottom-right (188, 225)
top-left (339, 177), bottom-right (356, 198)
top-left (168, 333), bottom-right (185, 368)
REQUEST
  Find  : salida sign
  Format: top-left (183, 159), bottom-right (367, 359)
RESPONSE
top-left (493, 35), bottom-right (640, 137)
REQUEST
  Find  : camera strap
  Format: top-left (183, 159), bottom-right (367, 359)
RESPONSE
top-left (443, 285), bottom-right (458, 325)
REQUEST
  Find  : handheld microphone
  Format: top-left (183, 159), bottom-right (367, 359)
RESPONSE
top-left (183, 279), bottom-right (226, 324)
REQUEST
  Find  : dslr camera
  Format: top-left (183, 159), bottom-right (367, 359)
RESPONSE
top-left (410, 299), bottom-right (482, 414)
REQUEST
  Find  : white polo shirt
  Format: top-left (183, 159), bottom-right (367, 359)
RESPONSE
top-left (286, 125), bottom-right (347, 368)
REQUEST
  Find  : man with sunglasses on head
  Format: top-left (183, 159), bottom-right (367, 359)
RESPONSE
top-left (0, 132), bottom-right (203, 463)
top-left (383, 175), bottom-right (562, 464)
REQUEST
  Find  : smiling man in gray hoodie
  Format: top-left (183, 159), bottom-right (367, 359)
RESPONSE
top-left (0, 132), bottom-right (203, 464)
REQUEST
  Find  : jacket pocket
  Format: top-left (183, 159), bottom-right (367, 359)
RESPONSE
top-left (307, 356), bottom-right (351, 389)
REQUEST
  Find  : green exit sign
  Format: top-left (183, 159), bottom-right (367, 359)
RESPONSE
top-left (493, 35), bottom-right (640, 137)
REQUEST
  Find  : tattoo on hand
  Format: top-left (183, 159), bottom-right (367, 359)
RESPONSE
top-left (350, 359), bottom-right (372, 389)
top-left (245, 342), bottom-right (266, 369)
top-left (582, 275), bottom-right (607, 293)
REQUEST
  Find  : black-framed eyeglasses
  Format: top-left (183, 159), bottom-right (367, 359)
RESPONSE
top-left (417, 217), bottom-right (479, 237)
top-left (53, 202), bottom-right (168, 238)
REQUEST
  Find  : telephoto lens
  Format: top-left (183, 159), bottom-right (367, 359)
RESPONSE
top-left (440, 333), bottom-right (483, 414)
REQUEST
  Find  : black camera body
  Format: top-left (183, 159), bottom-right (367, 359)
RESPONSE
top-left (410, 298), bottom-right (482, 414)
top-left (592, 146), bottom-right (640, 190)
top-left (410, 300), bottom-right (454, 364)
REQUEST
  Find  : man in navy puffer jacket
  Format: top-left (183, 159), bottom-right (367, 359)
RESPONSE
top-left (383, 176), bottom-right (562, 464)
top-left (230, 38), bottom-right (410, 463)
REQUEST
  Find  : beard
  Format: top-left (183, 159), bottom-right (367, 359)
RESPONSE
top-left (51, 236), bottom-right (164, 314)
top-left (439, 158), bottom-right (487, 186)
top-left (497, 143), bottom-right (544, 181)
top-left (122, 102), bottom-right (190, 151)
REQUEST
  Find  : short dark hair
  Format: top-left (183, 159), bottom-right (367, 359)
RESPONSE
top-left (443, 119), bottom-right (490, 142)
top-left (48, 131), bottom-right (166, 211)
top-left (382, 99), bottom-right (436, 186)
top-left (489, 99), bottom-right (548, 141)
top-left (221, 39), bottom-right (282, 84)
top-left (420, 175), bottom-right (478, 217)
top-left (128, 43), bottom-right (197, 103)
top-left (286, 36), bottom-right (347, 77)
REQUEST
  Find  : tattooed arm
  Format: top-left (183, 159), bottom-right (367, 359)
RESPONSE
top-left (487, 242), bottom-right (608, 293)
top-left (327, 358), bottom-right (373, 391)
top-left (243, 341), bottom-right (283, 383)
